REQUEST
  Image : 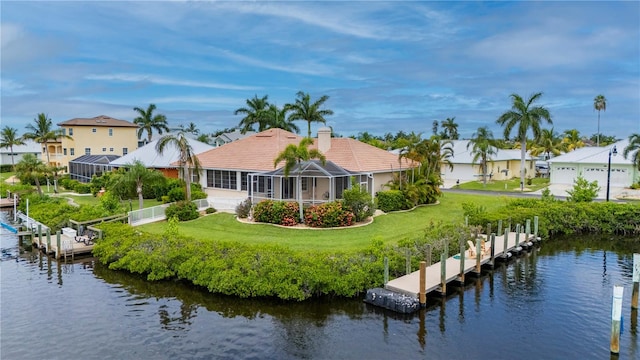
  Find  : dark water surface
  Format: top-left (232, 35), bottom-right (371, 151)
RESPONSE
top-left (1, 214), bottom-right (639, 359)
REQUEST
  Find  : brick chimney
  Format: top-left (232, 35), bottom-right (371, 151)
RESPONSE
top-left (317, 127), bottom-right (331, 153)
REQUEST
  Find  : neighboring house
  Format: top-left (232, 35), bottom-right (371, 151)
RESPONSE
top-left (211, 130), bottom-right (255, 148)
top-left (442, 140), bottom-right (535, 183)
top-left (548, 139), bottom-right (638, 187)
top-left (0, 139), bottom-right (41, 166)
top-left (193, 127), bottom-right (413, 210)
top-left (48, 115), bottom-right (139, 170)
top-left (110, 136), bottom-right (214, 178)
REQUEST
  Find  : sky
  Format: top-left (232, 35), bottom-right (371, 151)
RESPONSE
top-left (1, 1), bottom-right (639, 140)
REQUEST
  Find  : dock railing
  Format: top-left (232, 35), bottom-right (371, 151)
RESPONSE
top-left (127, 198), bottom-right (210, 226)
top-left (16, 211), bottom-right (50, 233)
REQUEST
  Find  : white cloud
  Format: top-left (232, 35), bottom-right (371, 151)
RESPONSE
top-left (84, 73), bottom-right (259, 91)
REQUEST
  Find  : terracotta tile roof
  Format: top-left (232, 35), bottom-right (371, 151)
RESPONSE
top-left (58, 115), bottom-right (138, 127)
top-left (195, 128), bottom-right (413, 173)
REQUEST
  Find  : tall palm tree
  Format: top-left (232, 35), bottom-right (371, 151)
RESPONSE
top-left (530, 128), bottom-right (563, 160)
top-left (623, 133), bottom-right (640, 171)
top-left (235, 95), bottom-right (270, 134)
top-left (273, 137), bottom-right (326, 222)
top-left (23, 113), bottom-right (69, 165)
top-left (0, 126), bottom-right (25, 172)
top-left (440, 117), bottom-right (459, 140)
top-left (287, 91), bottom-right (334, 138)
top-left (561, 129), bottom-right (586, 152)
top-left (15, 153), bottom-right (47, 195)
top-left (467, 127), bottom-right (497, 186)
top-left (133, 104), bottom-right (170, 143)
top-left (266, 104), bottom-right (300, 133)
top-left (156, 131), bottom-right (202, 201)
top-left (594, 94), bottom-right (607, 147)
top-left (113, 160), bottom-right (166, 210)
top-left (496, 92), bottom-right (552, 191)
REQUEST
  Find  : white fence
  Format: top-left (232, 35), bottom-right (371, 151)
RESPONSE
top-left (16, 211), bottom-right (50, 233)
top-left (128, 198), bottom-right (211, 226)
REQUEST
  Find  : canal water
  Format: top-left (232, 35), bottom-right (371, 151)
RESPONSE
top-left (1, 212), bottom-right (639, 359)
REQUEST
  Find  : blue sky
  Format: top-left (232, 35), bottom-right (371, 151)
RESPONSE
top-left (1, 1), bottom-right (639, 140)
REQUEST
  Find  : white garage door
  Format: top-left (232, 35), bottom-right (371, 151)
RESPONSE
top-left (583, 166), bottom-right (629, 187)
top-left (551, 165), bottom-right (577, 184)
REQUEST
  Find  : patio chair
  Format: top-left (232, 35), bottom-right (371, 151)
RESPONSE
top-left (467, 240), bottom-right (478, 257)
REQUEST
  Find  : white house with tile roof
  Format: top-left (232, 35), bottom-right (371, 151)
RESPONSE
top-left (192, 127), bottom-right (414, 210)
top-left (548, 139), bottom-right (638, 187)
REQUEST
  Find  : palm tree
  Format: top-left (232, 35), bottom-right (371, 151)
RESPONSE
top-left (266, 104), bottom-right (300, 133)
top-left (23, 113), bottom-right (69, 165)
top-left (530, 128), bottom-right (563, 160)
top-left (113, 160), bottom-right (165, 210)
top-left (440, 117), bottom-right (459, 140)
top-left (467, 127), bottom-right (497, 186)
top-left (133, 104), bottom-right (170, 143)
top-left (287, 91), bottom-right (334, 138)
top-left (561, 129), bottom-right (586, 152)
top-left (235, 95), bottom-right (270, 134)
top-left (496, 92), bottom-right (552, 191)
top-left (594, 94), bottom-right (607, 147)
top-left (623, 133), bottom-right (640, 170)
top-left (156, 131), bottom-right (202, 201)
top-left (0, 126), bottom-right (25, 172)
top-left (273, 137), bottom-right (326, 222)
top-left (15, 153), bottom-right (47, 195)
top-left (179, 122), bottom-right (200, 136)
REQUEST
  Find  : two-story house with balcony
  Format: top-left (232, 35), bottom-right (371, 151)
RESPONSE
top-left (46, 115), bottom-right (139, 179)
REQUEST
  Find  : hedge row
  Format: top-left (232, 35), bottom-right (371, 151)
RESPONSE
top-left (93, 223), bottom-right (387, 300)
top-left (463, 198), bottom-right (640, 238)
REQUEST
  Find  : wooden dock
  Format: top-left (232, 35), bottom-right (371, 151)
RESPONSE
top-left (32, 233), bottom-right (95, 259)
top-left (0, 197), bottom-right (17, 208)
top-left (385, 231), bottom-right (536, 298)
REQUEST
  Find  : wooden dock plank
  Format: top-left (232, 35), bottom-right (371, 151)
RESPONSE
top-left (385, 232), bottom-right (533, 298)
top-left (32, 234), bottom-right (95, 258)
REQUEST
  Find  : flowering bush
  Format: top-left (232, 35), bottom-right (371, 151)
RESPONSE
top-left (252, 200), bottom-right (299, 226)
top-left (304, 201), bottom-right (355, 228)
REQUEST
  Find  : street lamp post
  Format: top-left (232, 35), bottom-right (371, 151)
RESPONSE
top-left (606, 145), bottom-right (618, 202)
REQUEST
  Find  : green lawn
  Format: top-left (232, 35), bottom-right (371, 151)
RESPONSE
top-left (60, 194), bottom-right (163, 210)
top-left (139, 192), bottom-right (508, 251)
top-left (457, 177), bottom-right (549, 192)
top-left (0, 172), bottom-right (16, 182)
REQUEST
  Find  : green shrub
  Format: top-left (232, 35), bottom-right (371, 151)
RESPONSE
top-left (205, 207), bottom-right (217, 214)
top-left (167, 187), bottom-right (185, 202)
top-left (376, 190), bottom-right (410, 212)
top-left (165, 201), bottom-right (199, 221)
top-left (252, 200), bottom-right (299, 225)
top-left (342, 183), bottom-right (374, 222)
top-left (304, 201), bottom-right (355, 228)
top-left (73, 182), bottom-right (91, 194)
top-left (566, 175), bottom-right (599, 202)
top-left (235, 198), bottom-right (252, 218)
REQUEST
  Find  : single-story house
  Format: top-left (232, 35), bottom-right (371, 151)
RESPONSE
top-left (442, 140), bottom-right (535, 183)
top-left (110, 136), bottom-right (213, 178)
top-left (548, 139), bottom-right (638, 187)
top-left (0, 140), bottom-right (41, 167)
top-left (192, 127), bottom-right (414, 210)
top-left (211, 130), bottom-right (255, 148)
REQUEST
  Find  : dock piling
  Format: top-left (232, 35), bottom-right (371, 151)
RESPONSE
top-left (497, 220), bottom-right (502, 237)
top-left (503, 227), bottom-right (510, 259)
top-left (56, 231), bottom-right (61, 259)
top-left (459, 240), bottom-right (465, 283)
top-left (534, 216), bottom-right (539, 240)
top-left (489, 233), bottom-right (496, 266)
top-left (440, 253), bottom-right (447, 294)
top-left (610, 285), bottom-right (624, 354)
top-left (475, 238), bottom-right (482, 273)
top-left (632, 253), bottom-right (639, 309)
top-left (419, 261), bottom-right (426, 306)
top-left (46, 229), bottom-right (51, 253)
